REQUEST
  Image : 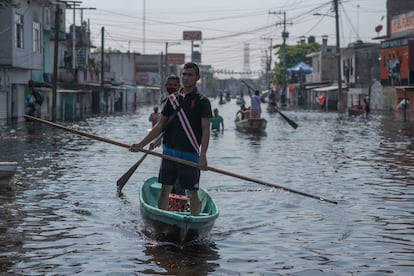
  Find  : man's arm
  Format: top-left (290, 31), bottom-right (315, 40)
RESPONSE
top-left (130, 115), bottom-right (168, 152)
top-left (199, 117), bottom-right (210, 170)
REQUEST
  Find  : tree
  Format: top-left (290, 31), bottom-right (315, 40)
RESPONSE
top-left (272, 41), bottom-right (321, 85)
top-left (0, 0), bottom-right (19, 10)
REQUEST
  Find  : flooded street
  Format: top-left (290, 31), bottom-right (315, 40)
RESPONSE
top-left (1, 100), bottom-right (413, 275)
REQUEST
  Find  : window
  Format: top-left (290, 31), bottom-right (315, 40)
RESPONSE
top-left (33, 22), bottom-right (41, 52)
top-left (15, 13), bottom-right (24, 49)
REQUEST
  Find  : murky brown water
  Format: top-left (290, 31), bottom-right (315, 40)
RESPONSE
top-left (1, 101), bottom-right (413, 275)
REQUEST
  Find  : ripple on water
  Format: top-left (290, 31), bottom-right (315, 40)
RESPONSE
top-left (1, 108), bottom-right (414, 274)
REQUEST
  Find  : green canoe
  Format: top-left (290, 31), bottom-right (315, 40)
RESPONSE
top-left (139, 176), bottom-right (219, 244)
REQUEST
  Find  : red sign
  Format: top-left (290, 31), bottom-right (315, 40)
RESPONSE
top-left (183, 31), bottom-right (202, 41)
top-left (375, 25), bottom-right (383, 33)
top-left (391, 11), bottom-right (414, 36)
top-left (167, 53), bottom-right (185, 65)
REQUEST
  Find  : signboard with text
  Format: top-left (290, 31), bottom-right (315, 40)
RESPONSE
top-left (391, 11), bottom-right (414, 37)
top-left (183, 31), bottom-right (202, 41)
top-left (380, 39), bottom-right (409, 86)
top-left (167, 53), bottom-right (185, 65)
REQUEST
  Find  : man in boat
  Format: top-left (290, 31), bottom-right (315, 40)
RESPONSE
top-left (249, 90), bottom-right (262, 119)
top-left (130, 62), bottom-right (212, 216)
top-left (160, 75), bottom-right (181, 110)
top-left (161, 74), bottom-right (186, 195)
top-left (165, 75), bottom-right (180, 95)
top-left (235, 104), bottom-right (249, 121)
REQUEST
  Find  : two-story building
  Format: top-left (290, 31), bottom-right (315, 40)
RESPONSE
top-left (341, 41), bottom-right (381, 109)
top-left (0, 0), bottom-right (56, 122)
top-left (306, 36), bottom-right (343, 111)
top-left (378, 0), bottom-right (414, 112)
top-left (306, 35), bottom-right (382, 111)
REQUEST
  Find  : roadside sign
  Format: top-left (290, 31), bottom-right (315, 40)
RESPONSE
top-left (167, 53), bottom-right (185, 65)
top-left (183, 31), bottom-right (202, 40)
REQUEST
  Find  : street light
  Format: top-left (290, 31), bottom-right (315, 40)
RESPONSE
top-left (313, 0), bottom-right (344, 113)
top-left (161, 42), bottom-right (181, 96)
top-left (165, 42), bottom-right (181, 76)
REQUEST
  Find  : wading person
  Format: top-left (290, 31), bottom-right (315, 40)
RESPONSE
top-left (211, 108), bottom-right (224, 132)
top-left (148, 106), bottom-right (160, 127)
top-left (130, 62), bottom-right (212, 216)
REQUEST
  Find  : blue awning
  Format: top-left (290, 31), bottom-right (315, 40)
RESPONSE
top-left (287, 62), bottom-right (312, 74)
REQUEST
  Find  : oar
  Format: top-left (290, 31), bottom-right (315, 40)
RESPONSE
top-left (116, 110), bottom-right (178, 193)
top-left (241, 80), bottom-right (298, 129)
top-left (272, 106), bottom-right (298, 129)
top-left (116, 135), bottom-right (162, 193)
top-left (24, 115), bottom-right (337, 204)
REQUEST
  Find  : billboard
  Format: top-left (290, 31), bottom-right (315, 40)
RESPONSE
top-left (167, 53), bottom-right (185, 65)
top-left (183, 31), bottom-right (202, 41)
top-left (390, 11), bottom-right (414, 37)
top-left (380, 39), bottom-right (409, 86)
top-left (192, 51), bottom-right (201, 63)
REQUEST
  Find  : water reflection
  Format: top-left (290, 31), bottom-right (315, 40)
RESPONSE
top-left (1, 107), bottom-right (414, 274)
top-left (142, 243), bottom-right (220, 275)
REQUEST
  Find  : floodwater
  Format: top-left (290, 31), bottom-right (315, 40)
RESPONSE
top-left (1, 100), bottom-right (413, 275)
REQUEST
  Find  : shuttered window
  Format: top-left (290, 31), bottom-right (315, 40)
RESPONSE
top-left (15, 13), bottom-right (23, 49)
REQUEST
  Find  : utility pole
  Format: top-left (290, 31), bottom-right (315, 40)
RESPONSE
top-left (261, 37), bottom-right (273, 93)
top-left (101, 27), bottom-right (106, 113)
top-left (64, 1), bottom-right (82, 77)
top-left (52, 4), bottom-right (61, 122)
top-left (334, 0), bottom-right (344, 112)
top-left (143, 0), bottom-right (146, 54)
top-left (78, 7), bottom-right (96, 67)
top-left (165, 42), bottom-right (169, 76)
top-left (270, 10), bottom-right (292, 107)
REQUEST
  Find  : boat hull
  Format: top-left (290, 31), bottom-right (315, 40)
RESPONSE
top-left (0, 162), bottom-right (18, 186)
top-left (140, 177), bottom-right (219, 244)
top-left (235, 118), bottom-right (267, 133)
top-left (348, 108), bottom-right (364, 116)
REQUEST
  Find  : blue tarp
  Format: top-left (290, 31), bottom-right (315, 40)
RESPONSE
top-left (287, 62), bottom-right (313, 74)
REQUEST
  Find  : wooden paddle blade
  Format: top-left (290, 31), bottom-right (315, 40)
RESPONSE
top-left (277, 110), bottom-right (298, 129)
top-left (116, 153), bottom-right (148, 193)
top-left (116, 134), bottom-right (163, 193)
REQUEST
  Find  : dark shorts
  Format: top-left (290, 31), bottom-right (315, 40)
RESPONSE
top-left (159, 147), bottom-right (200, 190)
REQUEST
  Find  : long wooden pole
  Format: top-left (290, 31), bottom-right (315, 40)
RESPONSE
top-left (24, 115), bottom-right (337, 204)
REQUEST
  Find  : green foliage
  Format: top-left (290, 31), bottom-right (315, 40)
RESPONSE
top-left (272, 41), bottom-right (321, 85)
top-left (0, 0), bottom-right (19, 10)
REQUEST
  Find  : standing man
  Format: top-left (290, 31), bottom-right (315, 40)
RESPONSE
top-left (164, 74), bottom-right (180, 95)
top-left (130, 62), bottom-right (212, 216)
top-left (363, 97), bottom-right (370, 117)
top-left (250, 90), bottom-right (262, 119)
top-left (162, 74), bottom-right (184, 195)
top-left (160, 74), bottom-right (180, 110)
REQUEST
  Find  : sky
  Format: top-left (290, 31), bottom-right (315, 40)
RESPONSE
top-left (67, 0), bottom-right (387, 76)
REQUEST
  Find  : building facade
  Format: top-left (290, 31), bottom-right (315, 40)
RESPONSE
top-left (0, 0), bottom-right (55, 121)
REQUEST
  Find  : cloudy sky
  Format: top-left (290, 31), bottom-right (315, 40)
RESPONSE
top-left (68, 0), bottom-right (387, 75)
